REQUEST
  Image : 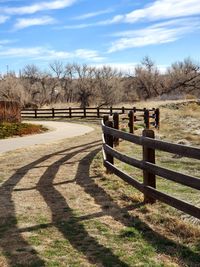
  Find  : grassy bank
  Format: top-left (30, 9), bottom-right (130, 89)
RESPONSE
top-left (0, 122), bottom-right (47, 139)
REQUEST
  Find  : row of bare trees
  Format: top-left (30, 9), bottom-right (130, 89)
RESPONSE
top-left (124, 57), bottom-right (200, 100)
top-left (0, 57), bottom-right (199, 108)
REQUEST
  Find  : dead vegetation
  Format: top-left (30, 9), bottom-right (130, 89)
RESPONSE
top-left (0, 57), bottom-right (200, 109)
top-left (0, 100), bottom-right (21, 123)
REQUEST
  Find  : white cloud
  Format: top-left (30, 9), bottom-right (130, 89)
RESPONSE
top-left (0, 15), bottom-right (9, 24)
top-left (108, 18), bottom-right (200, 52)
top-left (0, 47), bottom-right (44, 57)
top-left (108, 0), bottom-right (200, 24)
top-left (92, 62), bottom-right (138, 73)
top-left (71, 0), bottom-right (200, 28)
top-left (55, 18), bottom-right (115, 30)
top-left (0, 39), bottom-right (16, 45)
top-left (1, 0), bottom-right (77, 15)
top-left (0, 0), bottom-right (23, 2)
top-left (57, 23), bottom-right (92, 29)
top-left (73, 8), bottom-right (113, 20)
top-left (92, 62), bottom-right (168, 74)
top-left (59, 0), bottom-right (200, 30)
top-left (14, 16), bottom-right (56, 30)
top-left (74, 49), bottom-right (104, 61)
top-left (0, 46), bottom-right (105, 62)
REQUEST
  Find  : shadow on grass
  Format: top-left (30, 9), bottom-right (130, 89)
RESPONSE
top-left (0, 140), bottom-right (97, 266)
top-left (1, 138), bottom-right (199, 266)
top-left (74, 149), bottom-right (200, 266)
top-left (37, 142), bottom-right (130, 267)
top-left (0, 139), bottom-right (129, 266)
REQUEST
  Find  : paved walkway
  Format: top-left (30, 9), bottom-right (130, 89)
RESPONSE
top-left (0, 121), bottom-right (93, 154)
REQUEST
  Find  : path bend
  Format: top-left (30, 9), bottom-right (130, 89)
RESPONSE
top-left (0, 120), bottom-right (93, 153)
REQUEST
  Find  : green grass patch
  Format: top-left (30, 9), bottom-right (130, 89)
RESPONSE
top-left (0, 122), bottom-right (47, 139)
top-left (92, 149), bottom-right (200, 266)
top-left (113, 141), bottom-right (200, 209)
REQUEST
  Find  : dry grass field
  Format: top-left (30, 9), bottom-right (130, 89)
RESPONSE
top-left (0, 100), bottom-right (199, 266)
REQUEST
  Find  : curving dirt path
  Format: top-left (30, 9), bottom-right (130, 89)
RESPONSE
top-left (0, 121), bottom-right (93, 154)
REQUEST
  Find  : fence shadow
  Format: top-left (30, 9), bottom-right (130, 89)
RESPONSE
top-left (1, 139), bottom-right (199, 266)
top-left (0, 140), bottom-right (129, 266)
top-left (74, 149), bottom-right (200, 266)
top-left (36, 142), bottom-right (130, 267)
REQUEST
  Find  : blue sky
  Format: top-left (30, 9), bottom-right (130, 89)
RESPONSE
top-left (0, 0), bottom-right (200, 73)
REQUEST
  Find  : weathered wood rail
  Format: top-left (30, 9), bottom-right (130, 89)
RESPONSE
top-left (21, 107), bottom-right (160, 129)
top-left (102, 116), bottom-right (200, 219)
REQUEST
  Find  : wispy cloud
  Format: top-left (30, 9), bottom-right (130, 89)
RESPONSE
top-left (73, 8), bottom-right (113, 20)
top-left (0, 46), bottom-right (105, 62)
top-left (106, 0), bottom-right (200, 24)
top-left (0, 0), bottom-right (77, 15)
top-left (0, 39), bottom-right (16, 45)
top-left (0, 15), bottom-right (9, 24)
top-left (74, 49), bottom-right (104, 61)
top-left (65, 0), bottom-right (200, 29)
top-left (0, 0), bottom-right (23, 2)
top-left (14, 16), bottom-right (56, 30)
top-left (108, 18), bottom-right (200, 52)
top-left (58, 23), bottom-right (92, 29)
top-left (55, 19), bottom-right (112, 30)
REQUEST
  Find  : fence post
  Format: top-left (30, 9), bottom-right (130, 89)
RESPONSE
top-left (52, 108), bottom-right (55, 118)
top-left (103, 115), bottom-right (110, 156)
top-left (155, 108), bottom-right (160, 129)
top-left (144, 109), bottom-right (150, 129)
top-left (105, 120), bottom-right (114, 172)
top-left (128, 110), bottom-right (134, 134)
top-left (113, 112), bottom-right (119, 146)
top-left (34, 109), bottom-right (37, 119)
top-left (142, 129), bottom-right (156, 204)
top-left (69, 107), bottom-right (72, 118)
top-left (97, 107), bottom-right (100, 118)
top-left (103, 115), bottom-right (109, 124)
top-left (122, 106), bottom-right (125, 114)
top-left (83, 107), bottom-right (86, 118)
top-left (133, 107), bottom-right (137, 122)
top-left (110, 106), bottom-right (113, 116)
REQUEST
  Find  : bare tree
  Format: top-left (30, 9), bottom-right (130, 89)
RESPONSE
top-left (133, 56), bottom-right (162, 99)
top-left (21, 64), bottom-right (58, 107)
top-left (165, 58), bottom-right (200, 97)
top-left (49, 60), bottom-right (64, 79)
top-left (22, 64), bottom-right (40, 84)
top-left (94, 66), bottom-right (123, 106)
top-left (73, 64), bottom-right (96, 107)
top-left (0, 73), bottom-right (30, 106)
top-left (49, 61), bottom-right (76, 103)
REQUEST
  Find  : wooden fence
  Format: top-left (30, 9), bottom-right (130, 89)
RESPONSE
top-left (21, 107), bottom-right (160, 129)
top-left (102, 116), bottom-right (200, 219)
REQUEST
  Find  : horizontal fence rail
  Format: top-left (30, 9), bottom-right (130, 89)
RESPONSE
top-left (102, 116), bottom-right (200, 220)
top-left (21, 106), bottom-right (160, 129)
